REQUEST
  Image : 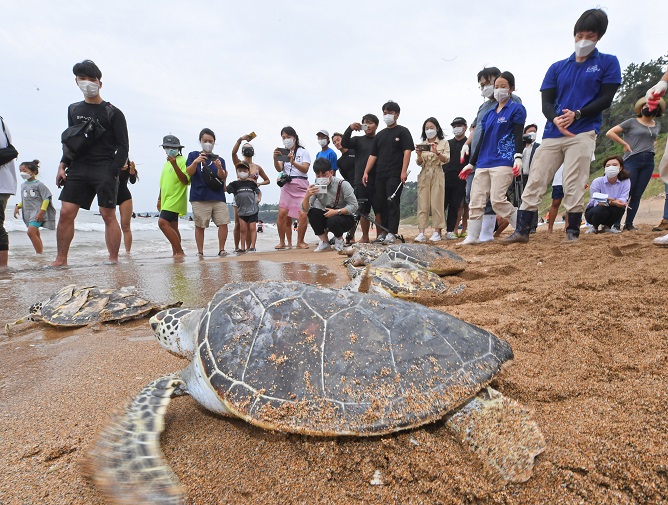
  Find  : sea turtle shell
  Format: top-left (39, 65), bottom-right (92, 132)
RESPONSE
top-left (377, 244), bottom-right (467, 276)
top-left (196, 281), bottom-right (512, 435)
top-left (345, 263), bottom-right (450, 298)
top-left (35, 285), bottom-right (180, 327)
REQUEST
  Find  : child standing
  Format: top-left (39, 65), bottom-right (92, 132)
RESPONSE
top-left (226, 162), bottom-right (261, 253)
top-left (157, 135), bottom-right (190, 258)
top-left (13, 160), bottom-right (56, 254)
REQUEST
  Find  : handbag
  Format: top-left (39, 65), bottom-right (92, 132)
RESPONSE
top-left (201, 162), bottom-right (225, 191)
top-left (61, 102), bottom-right (114, 161)
top-left (0, 117), bottom-right (18, 166)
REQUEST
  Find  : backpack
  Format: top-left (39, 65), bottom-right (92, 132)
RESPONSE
top-left (61, 102), bottom-right (115, 161)
top-left (200, 161), bottom-right (225, 192)
top-left (0, 116), bottom-right (19, 166)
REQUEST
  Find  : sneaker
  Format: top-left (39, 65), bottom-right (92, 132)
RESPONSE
top-left (429, 232), bottom-right (442, 242)
top-left (334, 237), bottom-right (344, 252)
top-left (653, 233), bottom-right (668, 246)
top-left (384, 233), bottom-right (396, 245)
top-left (585, 225), bottom-right (598, 234)
top-left (603, 225), bottom-right (621, 234)
top-left (314, 241), bottom-right (332, 252)
top-left (414, 232), bottom-right (427, 243)
top-left (457, 231), bottom-right (467, 238)
top-left (445, 232), bottom-right (457, 240)
top-left (652, 219), bottom-right (668, 232)
top-left (372, 234), bottom-right (387, 244)
top-left (218, 250), bottom-right (228, 257)
top-left (623, 224), bottom-right (638, 232)
top-left (248, 247), bottom-right (256, 252)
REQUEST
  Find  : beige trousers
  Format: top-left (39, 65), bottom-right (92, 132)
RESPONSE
top-left (469, 166), bottom-right (515, 220)
top-left (520, 131), bottom-right (596, 213)
top-left (417, 164), bottom-right (445, 230)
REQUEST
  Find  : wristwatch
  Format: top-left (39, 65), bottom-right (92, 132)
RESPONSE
top-left (574, 110), bottom-right (582, 120)
top-left (337, 209), bottom-right (342, 215)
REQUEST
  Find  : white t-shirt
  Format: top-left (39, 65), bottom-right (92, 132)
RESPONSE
top-left (283, 147), bottom-right (311, 178)
top-left (552, 165), bottom-right (564, 186)
top-left (0, 117), bottom-right (17, 195)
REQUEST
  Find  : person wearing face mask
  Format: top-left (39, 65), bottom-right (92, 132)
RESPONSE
top-left (443, 117), bottom-right (469, 240)
top-left (605, 97), bottom-right (664, 232)
top-left (362, 101), bottom-right (414, 244)
top-left (13, 160), bottom-right (56, 254)
top-left (458, 72), bottom-right (526, 246)
top-left (52, 60), bottom-right (129, 267)
top-left (315, 130), bottom-right (339, 174)
top-left (584, 156), bottom-right (630, 234)
top-left (415, 117), bottom-right (449, 243)
top-left (158, 135), bottom-right (190, 258)
top-left (461, 67), bottom-right (523, 243)
top-left (185, 128), bottom-right (230, 257)
top-left (511, 124), bottom-right (541, 234)
top-left (505, 9), bottom-right (621, 245)
top-left (302, 158), bottom-right (357, 252)
top-left (273, 126), bottom-right (311, 250)
top-left (232, 134), bottom-right (270, 252)
top-left (226, 162), bottom-right (261, 253)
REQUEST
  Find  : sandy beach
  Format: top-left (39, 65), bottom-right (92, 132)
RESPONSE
top-left (1, 196), bottom-right (667, 504)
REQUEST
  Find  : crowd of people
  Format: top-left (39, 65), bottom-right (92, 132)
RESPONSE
top-left (1, 8), bottom-right (668, 270)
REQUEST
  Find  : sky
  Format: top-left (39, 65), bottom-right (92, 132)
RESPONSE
top-left (0, 0), bottom-right (664, 213)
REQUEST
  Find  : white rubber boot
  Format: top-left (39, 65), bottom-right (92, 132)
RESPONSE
top-left (508, 208), bottom-right (518, 230)
top-left (457, 219), bottom-right (482, 246)
top-left (479, 214), bottom-right (496, 242)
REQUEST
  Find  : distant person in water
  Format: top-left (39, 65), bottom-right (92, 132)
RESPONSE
top-left (117, 160), bottom-right (137, 253)
top-left (13, 160), bottom-right (56, 254)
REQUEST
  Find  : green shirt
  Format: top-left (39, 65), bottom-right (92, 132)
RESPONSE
top-left (159, 156), bottom-right (190, 215)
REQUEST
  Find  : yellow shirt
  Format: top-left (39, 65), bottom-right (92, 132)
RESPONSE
top-left (159, 156), bottom-right (190, 216)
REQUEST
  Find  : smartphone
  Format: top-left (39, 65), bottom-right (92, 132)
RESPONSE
top-left (359, 124), bottom-right (369, 131)
top-left (416, 144), bottom-right (431, 152)
top-left (276, 147), bottom-right (290, 162)
top-left (248, 131), bottom-right (257, 140)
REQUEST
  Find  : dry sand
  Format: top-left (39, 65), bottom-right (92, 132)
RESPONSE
top-left (1, 196), bottom-right (667, 504)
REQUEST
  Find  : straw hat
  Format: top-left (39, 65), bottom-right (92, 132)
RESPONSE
top-left (634, 96), bottom-right (666, 115)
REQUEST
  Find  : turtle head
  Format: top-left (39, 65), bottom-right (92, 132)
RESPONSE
top-left (150, 308), bottom-right (204, 360)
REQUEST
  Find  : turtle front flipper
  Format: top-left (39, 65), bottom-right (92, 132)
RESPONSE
top-left (85, 373), bottom-right (188, 505)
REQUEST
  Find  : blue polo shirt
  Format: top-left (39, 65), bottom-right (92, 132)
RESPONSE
top-left (541, 49), bottom-right (621, 139)
top-left (476, 100), bottom-right (527, 169)
top-left (185, 151), bottom-right (227, 202)
top-left (315, 147), bottom-right (338, 173)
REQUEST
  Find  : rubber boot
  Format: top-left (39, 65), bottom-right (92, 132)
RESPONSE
top-left (479, 214), bottom-right (496, 242)
top-left (563, 212), bottom-right (582, 243)
top-left (501, 209), bottom-right (535, 245)
top-left (457, 219), bottom-right (482, 246)
top-left (508, 208), bottom-right (518, 229)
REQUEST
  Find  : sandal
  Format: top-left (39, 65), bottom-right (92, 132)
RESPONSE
top-left (218, 250), bottom-right (228, 257)
top-left (275, 244), bottom-right (288, 250)
top-left (196, 252), bottom-right (204, 257)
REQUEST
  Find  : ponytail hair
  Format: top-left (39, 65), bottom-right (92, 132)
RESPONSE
top-left (20, 159), bottom-right (40, 174)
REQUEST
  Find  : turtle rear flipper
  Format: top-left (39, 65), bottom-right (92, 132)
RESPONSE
top-left (85, 373), bottom-right (187, 505)
top-left (445, 388), bottom-right (546, 483)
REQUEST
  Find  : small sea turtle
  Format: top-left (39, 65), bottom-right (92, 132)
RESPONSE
top-left (87, 281), bottom-right (544, 504)
top-left (5, 285), bottom-right (181, 333)
top-left (345, 263), bottom-right (450, 298)
top-left (343, 243), bottom-right (466, 276)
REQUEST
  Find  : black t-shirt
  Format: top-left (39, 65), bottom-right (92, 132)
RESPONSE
top-left (62, 100), bottom-right (129, 174)
top-left (443, 136), bottom-right (468, 174)
top-left (337, 149), bottom-right (356, 186)
top-left (370, 125), bottom-right (415, 179)
top-left (342, 127), bottom-right (376, 186)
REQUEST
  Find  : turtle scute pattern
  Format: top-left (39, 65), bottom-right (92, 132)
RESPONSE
top-left (197, 281), bottom-right (512, 436)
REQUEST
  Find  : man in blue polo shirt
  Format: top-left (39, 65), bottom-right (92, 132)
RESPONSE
top-left (504, 8), bottom-right (621, 244)
top-left (315, 129), bottom-right (338, 173)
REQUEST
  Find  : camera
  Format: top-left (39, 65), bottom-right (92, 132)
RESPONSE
top-left (277, 173), bottom-right (292, 188)
top-left (359, 124), bottom-right (369, 131)
top-left (522, 134), bottom-right (533, 143)
top-left (206, 153), bottom-right (220, 161)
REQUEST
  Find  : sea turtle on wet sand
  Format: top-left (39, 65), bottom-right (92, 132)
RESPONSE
top-left (5, 285), bottom-right (181, 334)
top-left (86, 281), bottom-right (545, 504)
top-left (345, 263), bottom-right (454, 299)
top-left (343, 243), bottom-right (467, 276)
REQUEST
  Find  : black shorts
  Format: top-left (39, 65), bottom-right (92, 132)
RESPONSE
top-left (159, 210), bottom-right (180, 222)
top-left (59, 167), bottom-right (119, 210)
top-left (355, 182), bottom-right (377, 214)
top-left (239, 213), bottom-right (259, 224)
top-left (116, 183), bottom-right (132, 205)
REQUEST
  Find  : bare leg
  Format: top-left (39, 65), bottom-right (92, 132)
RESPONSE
top-left (360, 217), bottom-right (370, 243)
top-left (27, 226), bottom-right (43, 254)
top-left (217, 224), bottom-right (228, 253)
top-left (248, 222), bottom-right (257, 249)
top-left (296, 211), bottom-right (308, 249)
top-left (195, 226), bottom-right (205, 255)
top-left (547, 198), bottom-right (562, 233)
top-left (99, 207), bottom-right (121, 263)
top-left (494, 216), bottom-right (509, 237)
top-left (0, 251), bottom-right (6, 269)
top-left (239, 220), bottom-right (248, 251)
top-left (119, 199), bottom-right (133, 253)
top-left (375, 213), bottom-right (382, 239)
top-left (52, 201), bottom-right (80, 267)
top-left (233, 207), bottom-right (240, 250)
top-left (461, 205), bottom-right (469, 234)
top-left (159, 218), bottom-right (184, 256)
top-left (276, 208), bottom-right (288, 248)
top-left (284, 214), bottom-right (293, 247)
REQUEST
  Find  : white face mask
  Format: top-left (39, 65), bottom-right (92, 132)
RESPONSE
top-left (318, 138), bottom-right (328, 148)
top-left (283, 137), bottom-right (295, 149)
top-left (237, 171), bottom-right (249, 180)
top-left (383, 114), bottom-right (396, 126)
top-left (494, 88), bottom-right (510, 102)
top-left (425, 128), bottom-right (437, 139)
top-left (20, 172), bottom-right (31, 180)
top-left (605, 165), bottom-right (620, 179)
top-left (165, 148), bottom-right (179, 158)
top-left (480, 85), bottom-right (494, 99)
top-left (201, 142), bottom-right (214, 153)
top-left (77, 80), bottom-right (99, 98)
top-left (452, 127), bottom-right (465, 137)
top-left (574, 39), bottom-right (596, 58)
top-left (527, 132), bottom-right (537, 141)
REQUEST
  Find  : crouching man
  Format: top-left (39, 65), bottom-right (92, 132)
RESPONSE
top-left (302, 158), bottom-right (357, 252)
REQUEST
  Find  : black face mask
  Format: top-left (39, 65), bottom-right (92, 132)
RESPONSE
top-left (641, 107), bottom-right (658, 118)
top-left (242, 147), bottom-right (254, 157)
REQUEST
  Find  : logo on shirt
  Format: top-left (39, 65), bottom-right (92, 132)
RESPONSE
top-left (586, 65), bottom-right (600, 73)
top-left (497, 117), bottom-right (508, 124)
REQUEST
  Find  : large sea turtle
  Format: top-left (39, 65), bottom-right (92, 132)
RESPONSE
top-left (345, 263), bottom-right (452, 298)
top-left (87, 281), bottom-right (544, 504)
top-left (343, 243), bottom-right (466, 276)
top-left (5, 285), bottom-right (181, 334)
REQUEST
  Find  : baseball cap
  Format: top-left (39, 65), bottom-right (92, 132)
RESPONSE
top-left (160, 135), bottom-right (184, 148)
top-left (235, 161), bottom-right (250, 170)
top-left (317, 129), bottom-right (330, 138)
top-left (450, 117), bottom-right (467, 126)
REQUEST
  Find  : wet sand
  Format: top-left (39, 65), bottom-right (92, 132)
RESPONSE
top-left (1, 198), bottom-right (668, 504)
